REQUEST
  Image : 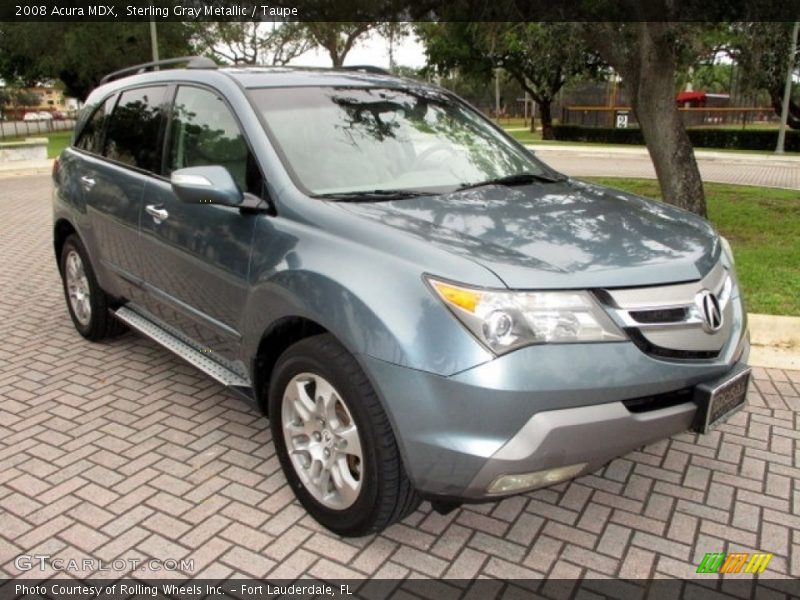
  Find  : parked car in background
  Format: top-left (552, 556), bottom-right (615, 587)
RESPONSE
top-left (52, 57), bottom-right (750, 536)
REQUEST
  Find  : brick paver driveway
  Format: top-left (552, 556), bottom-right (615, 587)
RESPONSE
top-left (1, 175), bottom-right (799, 584)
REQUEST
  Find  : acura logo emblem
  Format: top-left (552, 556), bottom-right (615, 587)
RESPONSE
top-left (695, 289), bottom-right (723, 333)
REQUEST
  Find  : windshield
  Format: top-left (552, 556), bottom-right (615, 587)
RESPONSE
top-left (248, 86), bottom-right (553, 196)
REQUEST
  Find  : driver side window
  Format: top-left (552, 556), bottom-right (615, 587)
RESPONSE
top-left (167, 86), bottom-right (263, 196)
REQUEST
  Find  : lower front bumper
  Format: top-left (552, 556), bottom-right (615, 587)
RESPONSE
top-left (358, 335), bottom-right (749, 501)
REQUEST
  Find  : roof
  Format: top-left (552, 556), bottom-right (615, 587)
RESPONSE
top-left (676, 91), bottom-right (707, 102)
top-left (220, 66), bottom-right (421, 89)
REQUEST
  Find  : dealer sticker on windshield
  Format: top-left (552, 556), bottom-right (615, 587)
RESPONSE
top-left (693, 368), bottom-right (750, 433)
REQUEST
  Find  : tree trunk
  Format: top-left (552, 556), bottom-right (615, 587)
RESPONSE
top-left (330, 51), bottom-right (344, 67)
top-left (770, 92), bottom-right (800, 130)
top-left (633, 23), bottom-right (706, 217)
top-left (538, 101), bottom-right (554, 140)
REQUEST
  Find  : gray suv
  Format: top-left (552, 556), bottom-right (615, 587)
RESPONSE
top-left (53, 57), bottom-right (750, 536)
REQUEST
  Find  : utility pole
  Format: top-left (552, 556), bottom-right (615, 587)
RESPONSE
top-left (776, 21), bottom-right (799, 155)
top-left (149, 19), bottom-right (160, 65)
top-left (495, 67), bottom-right (501, 119)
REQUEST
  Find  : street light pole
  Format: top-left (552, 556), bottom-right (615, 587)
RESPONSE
top-left (775, 21), bottom-right (799, 155)
top-left (149, 19), bottom-right (160, 65)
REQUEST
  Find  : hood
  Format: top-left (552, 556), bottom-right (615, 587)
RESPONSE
top-left (336, 179), bottom-right (721, 289)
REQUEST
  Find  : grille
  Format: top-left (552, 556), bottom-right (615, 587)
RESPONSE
top-left (627, 329), bottom-right (720, 360)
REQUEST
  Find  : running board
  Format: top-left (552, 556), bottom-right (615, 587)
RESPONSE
top-left (114, 306), bottom-right (252, 389)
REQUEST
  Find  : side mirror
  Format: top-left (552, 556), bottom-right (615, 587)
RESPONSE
top-left (170, 166), bottom-right (243, 207)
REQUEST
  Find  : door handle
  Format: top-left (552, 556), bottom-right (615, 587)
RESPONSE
top-left (80, 175), bottom-right (96, 191)
top-left (145, 204), bottom-right (169, 223)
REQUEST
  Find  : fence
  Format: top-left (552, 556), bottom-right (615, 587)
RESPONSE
top-left (0, 119), bottom-right (76, 140)
top-left (562, 106), bottom-right (779, 129)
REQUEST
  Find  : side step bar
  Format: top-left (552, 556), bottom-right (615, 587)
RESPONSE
top-left (114, 306), bottom-right (252, 390)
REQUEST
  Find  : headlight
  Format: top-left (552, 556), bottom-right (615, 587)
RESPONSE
top-left (427, 277), bottom-right (626, 355)
top-left (720, 236), bottom-right (735, 266)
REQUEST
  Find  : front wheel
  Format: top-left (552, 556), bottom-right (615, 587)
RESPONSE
top-left (269, 334), bottom-right (420, 536)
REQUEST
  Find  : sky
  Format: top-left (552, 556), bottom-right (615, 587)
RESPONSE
top-left (286, 29), bottom-right (427, 70)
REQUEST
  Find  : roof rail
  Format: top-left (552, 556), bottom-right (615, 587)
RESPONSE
top-left (340, 65), bottom-right (393, 76)
top-left (99, 56), bottom-right (217, 85)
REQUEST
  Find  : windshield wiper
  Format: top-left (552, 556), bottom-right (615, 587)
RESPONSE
top-left (316, 189), bottom-right (435, 201)
top-left (456, 172), bottom-right (566, 192)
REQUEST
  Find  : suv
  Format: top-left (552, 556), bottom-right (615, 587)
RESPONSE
top-left (53, 57), bottom-right (750, 536)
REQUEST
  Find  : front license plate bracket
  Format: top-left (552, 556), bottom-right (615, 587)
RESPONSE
top-left (692, 367), bottom-right (750, 433)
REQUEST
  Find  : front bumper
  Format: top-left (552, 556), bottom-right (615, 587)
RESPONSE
top-left (358, 323), bottom-right (749, 501)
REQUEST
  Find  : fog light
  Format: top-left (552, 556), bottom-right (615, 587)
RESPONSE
top-left (487, 463), bottom-right (587, 495)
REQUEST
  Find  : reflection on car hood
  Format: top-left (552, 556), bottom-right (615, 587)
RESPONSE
top-left (337, 179), bottom-right (721, 288)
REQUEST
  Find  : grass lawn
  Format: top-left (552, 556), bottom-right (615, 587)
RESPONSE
top-left (2, 130), bottom-right (73, 158)
top-left (587, 178), bottom-right (800, 317)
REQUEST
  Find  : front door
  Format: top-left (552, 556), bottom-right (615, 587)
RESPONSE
top-left (138, 85), bottom-right (265, 366)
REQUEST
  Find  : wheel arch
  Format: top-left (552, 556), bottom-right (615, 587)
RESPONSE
top-left (53, 218), bottom-right (78, 272)
top-left (252, 316), bottom-right (328, 414)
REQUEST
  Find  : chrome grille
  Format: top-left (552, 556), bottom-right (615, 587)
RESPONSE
top-left (603, 261), bottom-right (736, 358)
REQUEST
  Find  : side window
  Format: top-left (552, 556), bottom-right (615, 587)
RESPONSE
top-left (103, 86), bottom-right (166, 172)
top-left (74, 95), bottom-right (115, 154)
top-left (167, 86), bottom-right (263, 195)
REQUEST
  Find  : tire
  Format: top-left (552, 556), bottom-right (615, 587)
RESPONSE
top-left (269, 334), bottom-right (420, 536)
top-left (59, 234), bottom-right (125, 341)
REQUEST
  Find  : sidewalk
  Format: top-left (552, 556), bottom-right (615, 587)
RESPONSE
top-left (0, 157), bottom-right (53, 178)
top-left (528, 143), bottom-right (800, 167)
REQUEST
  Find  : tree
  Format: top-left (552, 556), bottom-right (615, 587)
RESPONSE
top-left (376, 23), bottom-right (411, 72)
top-left (418, 22), bottom-right (601, 139)
top-left (729, 23), bottom-right (800, 129)
top-left (194, 22), bottom-right (314, 66)
top-left (581, 21), bottom-right (709, 216)
top-left (301, 23), bottom-right (377, 67)
top-left (0, 22), bottom-right (197, 100)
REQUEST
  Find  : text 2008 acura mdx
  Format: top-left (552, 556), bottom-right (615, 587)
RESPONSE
top-left (53, 57), bottom-right (750, 536)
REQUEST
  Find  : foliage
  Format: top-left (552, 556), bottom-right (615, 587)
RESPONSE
top-left (727, 23), bottom-right (800, 129)
top-left (590, 178), bottom-right (800, 316)
top-left (300, 23), bottom-right (378, 67)
top-left (418, 22), bottom-right (602, 138)
top-left (553, 124), bottom-right (800, 152)
top-left (193, 23), bottom-right (313, 66)
top-left (0, 87), bottom-right (40, 108)
top-left (0, 23), bottom-right (197, 100)
top-left (580, 20), bottom-right (708, 215)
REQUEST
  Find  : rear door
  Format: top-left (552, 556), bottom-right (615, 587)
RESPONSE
top-left (76, 85), bottom-right (168, 299)
top-left (138, 85), bottom-right (264, 364)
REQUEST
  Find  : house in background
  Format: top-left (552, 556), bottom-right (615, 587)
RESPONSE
top-left (0, 82), bottom-right (81, 120)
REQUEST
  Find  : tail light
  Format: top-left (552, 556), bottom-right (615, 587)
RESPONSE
top-left (52, 157), bottom-right (60, 181)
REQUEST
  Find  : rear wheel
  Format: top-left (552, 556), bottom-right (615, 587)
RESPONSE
top-left (59, 234), bottom-right (125, 341)
top-left (269, 334), bottom-right (420, 536)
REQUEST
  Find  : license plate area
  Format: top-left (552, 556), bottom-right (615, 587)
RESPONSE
top-left (692, 368), bottom-right (750, 433)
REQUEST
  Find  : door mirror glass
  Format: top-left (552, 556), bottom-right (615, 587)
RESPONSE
top-left (170, 166), bottom-right (244, 206)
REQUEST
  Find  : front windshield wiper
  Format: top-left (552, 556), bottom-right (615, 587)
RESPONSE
top-left (456, 172), bottom-right (566, 192)
top-left (316, 189), bottom-right (436, 201)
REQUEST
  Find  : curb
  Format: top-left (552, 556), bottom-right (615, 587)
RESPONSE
top-left (747, 314), bottom-right (800, 370)
top-left (0, 158), bottom-right (53, 179)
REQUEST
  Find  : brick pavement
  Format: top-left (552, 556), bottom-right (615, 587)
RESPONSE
top-left (1, 176), bottom-right (799, 585)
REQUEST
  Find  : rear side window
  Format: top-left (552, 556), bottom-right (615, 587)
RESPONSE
top-left (103, 86), bottom-right (166, 172)
top-left (74, 95), bottom-right (115, 154)
top-left (166, 86), bottom-right (263, 195)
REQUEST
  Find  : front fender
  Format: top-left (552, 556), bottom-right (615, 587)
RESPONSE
top-left (240, 216), bottom-right (494, 377)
